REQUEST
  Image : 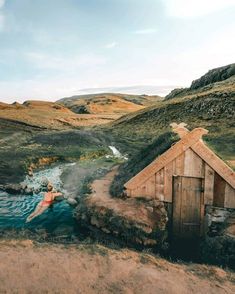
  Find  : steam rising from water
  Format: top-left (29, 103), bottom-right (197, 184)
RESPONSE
top-left (0, 164), bottom-right (74, 232)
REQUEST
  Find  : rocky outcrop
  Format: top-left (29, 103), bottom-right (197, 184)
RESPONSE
top-left (165, 88), bottom-right (187, 100)
top-left (200, 206), bottom-right (235, 268)
top-left (190, 63), bottom-right (235, 90)
top-left (164, 63), bottom-right (235, 100)
top-left (2, 183), bottom-right (35, 195)
top-left (75, 198), bottom-right (168, 247)
top-left (4, 183), bottom-right (24, 194)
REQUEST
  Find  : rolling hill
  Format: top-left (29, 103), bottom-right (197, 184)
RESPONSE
top-left (0, 94), bottom-right (162, 130)
top-left (58, 93), bottom-right (162, 115)
top-left (0, 100), bottom-right (131, 129)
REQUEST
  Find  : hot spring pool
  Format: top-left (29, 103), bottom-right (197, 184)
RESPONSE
top-left (0, 164), bottom-right (78, 239)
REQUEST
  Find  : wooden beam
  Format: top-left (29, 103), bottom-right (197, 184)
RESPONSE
top-left (191, 141), bottom-right (235, 189)
top-left (170, 122), bottom-right (189, 138)
top-left (204, 164), bottom-right (214, 205)
top-left (125, 128), bottom-right (208, 190)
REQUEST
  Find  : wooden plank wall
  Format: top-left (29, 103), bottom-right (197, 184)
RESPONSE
top-left (162, 148), bottom-right (205, 202)
top-left (184, 148), bottom-right (204, 178)
top-left (224, 184), bottom-right (235, 208)
top-left (156, 168), bottom-right (164, 200)
top-left (144, 175), bottom-right (156, 198)
top-left (213, 173), bottom-right (226, 207)
top-left (204, 164), bottom-right (214, 205)
top-left (127, 147), bottom-right (235, 208)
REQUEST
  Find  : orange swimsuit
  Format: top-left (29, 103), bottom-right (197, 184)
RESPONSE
top-left (41, 199), bottom-right (53, 206)
top-left (41, 192), bottom-right (54, 206)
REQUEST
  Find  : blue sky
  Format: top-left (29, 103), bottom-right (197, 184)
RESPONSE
top-left (0, 0), bottom-right (235, 102)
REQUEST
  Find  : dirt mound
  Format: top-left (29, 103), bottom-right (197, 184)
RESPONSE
top-left (0, 240), bottom-right (234, 294)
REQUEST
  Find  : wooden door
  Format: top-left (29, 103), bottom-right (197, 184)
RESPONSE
top-left (172, 176), bottom-right (203, 239)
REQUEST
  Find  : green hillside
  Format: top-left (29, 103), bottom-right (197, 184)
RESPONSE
top-left (106, 65), bottom-right (235, 169)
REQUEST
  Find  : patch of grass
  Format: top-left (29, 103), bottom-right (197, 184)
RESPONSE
top-left (110, 132), bottom-right (179, 196)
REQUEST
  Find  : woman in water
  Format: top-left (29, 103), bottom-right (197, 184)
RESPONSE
top-left (26, 183), bottom-right (63, 222)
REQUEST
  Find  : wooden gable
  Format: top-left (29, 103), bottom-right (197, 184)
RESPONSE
top-left (124, 123), bottom-right (235, 208)
top-left (124, 127), bottom-right (209, 190)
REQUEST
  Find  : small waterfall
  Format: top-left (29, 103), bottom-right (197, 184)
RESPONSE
top-left (108, 146), bottom-right (128, 160)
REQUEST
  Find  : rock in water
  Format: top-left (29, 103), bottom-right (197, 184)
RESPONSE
top-left (24, 187), bottom-right (34, 196)
top-left (5, 184), bottom-right (23, 194)
top-left (66, 197), bottom-right (77, 206)
top-left (41, 177), bottom-right (49, 187)
top-left (54, 196), bottom-right (64, 202)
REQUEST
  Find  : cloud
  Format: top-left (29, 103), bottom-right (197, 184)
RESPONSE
top-left (0, 14), bottom-right (4, 30)
top-left (105, 41), bottom-right (117, 49)
top-left (133, 28), bottom-right (157, 35)
top-left (0, 0), bottom-right (5, 9)
top-left (77, 85), bottom-right (177, 97)
top-left (26, 52), bottom-right (107, 70)
top-left (0, 0), bottom-right (5, 31)
top-left (163, 0), bottom-right (235, 18)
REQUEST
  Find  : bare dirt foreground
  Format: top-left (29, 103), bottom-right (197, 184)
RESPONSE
top-left (0, 240), bottom-right (234, 294)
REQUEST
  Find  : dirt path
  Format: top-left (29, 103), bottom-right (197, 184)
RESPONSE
top-left (88, 167), bottom-right (158, 227)
top-left (0, 240), bottom-right (234, 294)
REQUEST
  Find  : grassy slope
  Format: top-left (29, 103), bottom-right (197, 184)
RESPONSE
top-left (107, 72), bottom-right (235, 196)
top-left (108, 84), bottom-right (235, 165)
top-left (0, 118), bottom-right (114, 185)
top-left (110, 132), bottom-right (179, 196)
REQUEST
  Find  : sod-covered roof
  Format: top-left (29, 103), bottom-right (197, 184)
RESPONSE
top-left (110, 123), bottom-right (235, 197)
top-left (110, 131), bottom-right (179, 196)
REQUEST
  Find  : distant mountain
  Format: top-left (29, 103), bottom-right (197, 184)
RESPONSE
top-left (74, 85), bottom-right (177, 96)
top-left (58, 93), bottom-right (162, 115)
top-left (165, 63), bottom-right (235, 100)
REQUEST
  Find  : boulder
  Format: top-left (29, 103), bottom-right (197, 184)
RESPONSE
top-left (66, 197), bottom-right (78, 206)
top-left (34, 188), bottom-right (41, 194)
top-left (54, 196), bottom-right (64, 202)
top-left (5, 183), bottom-right (23, 194)
top-left (41, 177), bottom-right (49, 187)
top-left (25, 188), bottom-right (34, 195)
top-left (20, 182), bottom-right (28, 191)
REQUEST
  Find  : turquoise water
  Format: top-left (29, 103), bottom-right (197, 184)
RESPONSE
top-left (0, 164), bottom-right (77, 237)
top-left (0, 191), bottom-right (75, 231)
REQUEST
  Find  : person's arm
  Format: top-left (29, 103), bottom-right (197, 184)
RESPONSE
top-left (52, 192), bottom-right (63, 198)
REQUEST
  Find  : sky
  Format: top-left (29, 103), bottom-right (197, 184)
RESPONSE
top-left (0, 0), bottom-right (235, 103)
